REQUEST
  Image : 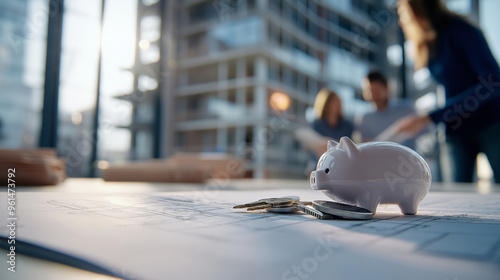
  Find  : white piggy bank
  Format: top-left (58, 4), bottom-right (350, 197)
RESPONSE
top-left (310, 137), bottom-right (431, 215)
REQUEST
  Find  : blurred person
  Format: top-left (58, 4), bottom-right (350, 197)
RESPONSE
top-left (312, 88), bottom-right (354, 143)
top-left (355, 71), bottom-right (417, 149)
top-left (393, 0), bottom-right (500, 183)
top-left (295, 88), bottom-right (353, 172)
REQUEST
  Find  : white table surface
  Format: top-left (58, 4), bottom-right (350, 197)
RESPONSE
top-left (1, 178), bottom-right (499, 280)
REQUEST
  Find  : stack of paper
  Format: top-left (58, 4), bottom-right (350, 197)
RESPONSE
top-left (0, 149), bottom-right (65, 186)
top-left (100, 153), bottom-right (245, 183)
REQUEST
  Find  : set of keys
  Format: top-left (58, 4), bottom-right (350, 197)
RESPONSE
top-left (233, 196), bottom-right (374, 220)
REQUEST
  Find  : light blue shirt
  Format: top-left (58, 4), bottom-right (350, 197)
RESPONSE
top-left (355, 99), bottom-right (416, 149)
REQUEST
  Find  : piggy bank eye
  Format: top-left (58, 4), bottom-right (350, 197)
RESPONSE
top-left (325, 168), bottom-right (330, 174)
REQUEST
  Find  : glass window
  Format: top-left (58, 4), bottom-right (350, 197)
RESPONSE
top-left (138, 75), bottom-right (158, 91)
top-left (57, 0), bottom-right (102, 177)
top-left (99, 0), bottom-right (137, 164)
top-left (247, 0), bottom-right (256, 10)
top-left (187, 64), bottom-right (218, 85)
top-left (140, 16), bottom-right (161, 42)
top-left (268, 63), bottom-right (279, 82)
top-left (209, 16), bottom-right (263, 51)
top-left (246, 60), bottom-right (255, 77)
top-left (227, 128), bottom-right (235, 147)
top-left (176, 132), bottom-right (186, 147)
top-left (58, 0), bottom-right (137, 176)
top-left (338, 16), bottom-right (351, 31)
top-left (0, 0), bottom-right (49, 148)
top-left (269, 0), bottom-right (280, 13)
top-left (446, 0), bottom-right (471, 15)
top-left (136, 129), bottom-right (153, 159)
top-left (189, 1), bottom-right (218, 24)
top-left (142, 0), bottom-right (158, 6)
top-left (268, 23), bottom-right (280, 46)
top-left (323, 0), bottom-right (351, 12)
top-left (186, 32), bottom-right (207, 58)
top-left (480, 0), bottom-right (500, 61)
top-left (202, 130), bottom-right (216, 152)
top-left (140, 43), bottom-right (160, 64)
top-left (228, 60), bottom-right (237, 80)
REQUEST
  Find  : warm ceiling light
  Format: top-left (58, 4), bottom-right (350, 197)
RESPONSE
top-left (71, 112), bottom-right (82, 125)
top-left (97, 160), bottom-right (110, 170)
top-left (270, 92), bottom-right (291, 111)
top-left (139, 39), bottom-right (150, 50)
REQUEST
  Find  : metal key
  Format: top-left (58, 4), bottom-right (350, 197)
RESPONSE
top-left (293, 202), bottom-right (336, 220)
top-left (233, 196), bottom-right (300, 210)
top-left (265, 201), bottom-right (336, 220)
top-left (265, 201), bottom-right (309, 214)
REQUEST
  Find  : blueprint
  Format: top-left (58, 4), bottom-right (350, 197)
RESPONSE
top-left (1, 189), bottom-right (500, 280)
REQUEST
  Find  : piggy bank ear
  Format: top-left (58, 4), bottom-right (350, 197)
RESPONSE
top-left (338, 137), bottom-right (359, 158)
top-left (327, 140), bottom-right (338, 150)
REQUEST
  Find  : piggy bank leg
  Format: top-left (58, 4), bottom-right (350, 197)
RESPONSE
top-left (398, 199), bottom-right (419, 215)
top-left (357, 196), bottom-right (381, 215)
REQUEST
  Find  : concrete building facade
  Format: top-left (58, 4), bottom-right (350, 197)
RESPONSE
top-left (122, 0), bottom-right (397, 178)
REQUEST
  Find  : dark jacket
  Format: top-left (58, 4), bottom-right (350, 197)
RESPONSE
top-left (428, 19), bottom-right (500, 135)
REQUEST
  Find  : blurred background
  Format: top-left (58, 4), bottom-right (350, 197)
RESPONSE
top-left (1, 0), bottom-right (499, 181)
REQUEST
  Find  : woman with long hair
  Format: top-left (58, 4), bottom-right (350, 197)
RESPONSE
top-left (295, 88), bottom-right (353, 172)
top-left (394, 0), bottom-right (500, 182)
top-left (312, 88), bottom-right (354, 142)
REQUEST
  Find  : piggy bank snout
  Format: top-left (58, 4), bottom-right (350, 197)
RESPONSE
top-left (310, 171), bottom-right (318, 190)
top-left (310, 169), bottom-right (330, 190)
